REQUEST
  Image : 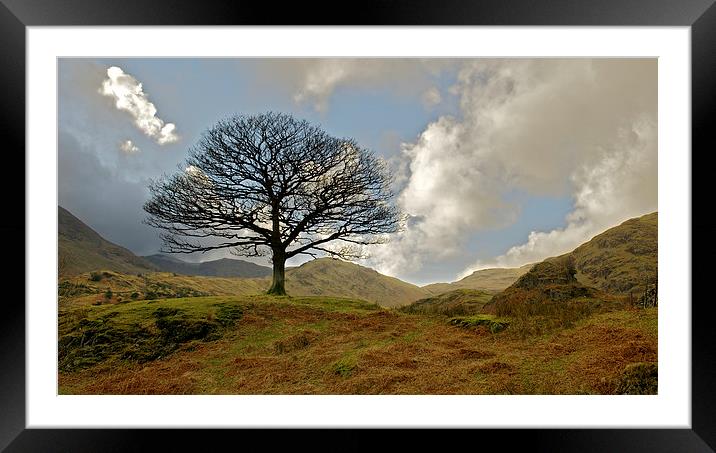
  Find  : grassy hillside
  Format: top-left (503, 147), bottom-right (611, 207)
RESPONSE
top-left (59, 271), bottom-right (265, 308)
top-left (482, 255), bottom-right (623, 336)
top-left (423, 264), bottom-right (532, 295)
top-left (481, 213), bottom-right (657, 335)
top-left (144, 254), bottom-right (271, 278)
top-left (57, 212), bottom-right (658, 396)
top-left (572, 212), bottom-right (657, 295)
top-left (59, 206), bottom-right (156, 277)
top-left (58, 294), bottom-right (657, 395)
top-left (282, 258), bottom-right (428, 307)
top-left (400, 289), bottom-right (494, 316)
top-left (59, 257), bottom-right (428, 308)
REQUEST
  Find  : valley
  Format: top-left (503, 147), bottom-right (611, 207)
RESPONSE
top-left (57, 207), bottom-right (658, 395)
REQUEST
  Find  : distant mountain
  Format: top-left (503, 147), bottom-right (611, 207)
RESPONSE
top-left (422, 264), bottom-right (533, 295)
top-left (144, 254), bottom-right (271, 278)
top-left (282, 258), bottom-right (429, 307)
top-left (58, 206), bottom-right (156, 276)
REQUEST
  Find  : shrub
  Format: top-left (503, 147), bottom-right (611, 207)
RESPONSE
top-left (89, 272), bottom-right (102, 282)
top-left (104, 289), bottom-right (113, 300)
top-left (331, 357), bottom-right (357, 377)
top-left (130, 292), bottom-right (139, 300)
top-left (449, 315), bottom-right (509, 333)
top-left (615, 362), bottom-right (657, 394)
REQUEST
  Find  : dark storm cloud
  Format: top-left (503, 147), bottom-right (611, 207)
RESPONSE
top-left (58, 130), bottom-right (161, 255)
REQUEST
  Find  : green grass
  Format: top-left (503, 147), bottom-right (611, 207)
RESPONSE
top-left (58, 297), bottom-right (246, 371)
top-left (58, 295), bottom-right (381, 373)
top-left (331, 355), bottom-right (358, 377)
top-left (254, 294), bottom-right (382, 313)
top-left (59, 263), bottom-right (424, 309)
top-left (58, 293), bottom-right (657, 395)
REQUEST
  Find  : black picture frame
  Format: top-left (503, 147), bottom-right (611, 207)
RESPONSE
top-left (3, 0), bottom-right (713, 450)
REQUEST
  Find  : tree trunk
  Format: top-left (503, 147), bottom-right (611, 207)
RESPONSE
top-left (267, 250), bottom-right (286, 296)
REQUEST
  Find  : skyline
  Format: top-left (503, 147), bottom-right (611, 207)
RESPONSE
top-left (58, 58), bottom-right (657, 285)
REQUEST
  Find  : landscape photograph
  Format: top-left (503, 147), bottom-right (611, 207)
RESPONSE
top-left (57, 58), bottom-right (657, 395)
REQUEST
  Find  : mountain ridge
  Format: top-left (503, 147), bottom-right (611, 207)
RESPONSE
top-left (144, 254), bottom-right (272, 278)
top-left (422, 263), bottom-right (533, 295)
top-left (58, 206), bottom-right (157, 276)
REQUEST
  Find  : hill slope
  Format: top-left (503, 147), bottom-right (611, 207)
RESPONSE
top-left (59, 294), bottom-right (657, 395)
top-left (59, 270), bottom-right (265, 307)
top-left (58, 206), bottom-right (156, 276)
top-left (423, 264), bottom-right (532, 295)
top-left (572, 212), bottom-right (657, 295)
top-left (144, 254), bottom-right (271, 278)
top-left (400, 289), bottom-right (494, 316)
top-left (59, 258), bottom-right (429, 309)
top-left (283, 258), bottom-right (429, 307)
top-left (483, 212), bottom-right (657, 318)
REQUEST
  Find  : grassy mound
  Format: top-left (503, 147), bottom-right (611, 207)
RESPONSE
top-left (59, 298), bottom-right (243, 371)
top-left (58, 295), bottom-right (381, 373)
top-left (485, 256), bottom-right (608, 316)
top-left (400, 289), bottom-right (493, 316)
top-left (483, 255), bottom-right (624, 338)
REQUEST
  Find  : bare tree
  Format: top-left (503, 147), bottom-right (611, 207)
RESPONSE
top-left (143, 112), bottom-right (402, 295)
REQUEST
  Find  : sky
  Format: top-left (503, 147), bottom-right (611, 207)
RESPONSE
top-left (58, 58), bottom-right (657, 286)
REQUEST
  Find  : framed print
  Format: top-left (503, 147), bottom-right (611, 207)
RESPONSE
top-left (4, 0), bottom-right (714, 450)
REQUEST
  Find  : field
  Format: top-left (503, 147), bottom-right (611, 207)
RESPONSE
top-left (58, 294), bottom-right (657, 395)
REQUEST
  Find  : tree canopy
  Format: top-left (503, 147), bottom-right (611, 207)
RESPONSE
top-left (144, 112), bottom-right (402, 295)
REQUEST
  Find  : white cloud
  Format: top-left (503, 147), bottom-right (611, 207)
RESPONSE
top-left (460, 117), bottom-right (657, 277)
top-left (100, 66), bottom-right (179, 145)
top-left (360, 59), bottom-right (657, 281)
top-left (259, 59), bottom-right (454, 112)
top-left (421, 87), bottom-right (442, 108)
top-left (119, 139), bottom-right (140, 154)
